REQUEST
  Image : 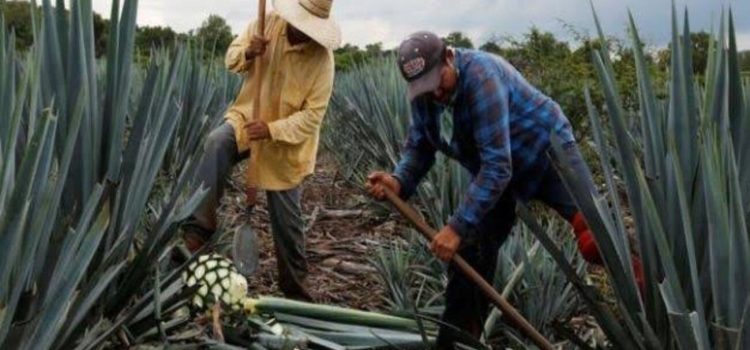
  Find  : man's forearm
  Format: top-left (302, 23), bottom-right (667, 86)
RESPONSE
top-left (392, 150), bottom-right (435, 200)
top-left (226, 45), bottom-right (251, 73)
top-left (267, 108), bottom-right (326, 145)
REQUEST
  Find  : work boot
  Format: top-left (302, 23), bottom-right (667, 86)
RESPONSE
top-left (181, 224), bottom-right (213, 254)
top-left (184, 232), bottom-right (206, 254)
top-left (571, 212), bottom-right (603, 264)
top-left (631, 255), bottom-right (645, 295)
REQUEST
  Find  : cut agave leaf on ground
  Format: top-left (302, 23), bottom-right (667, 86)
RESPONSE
top-left (254, 333), bottom-right (308, 349)
top-left (247, 297), bottom-right (420, 331)
top-left (275, 312), bottom-right (436, 335)
top-left (300, 328), bottom-right (429, 349)
top-left (284, 324), bottom-right (349, 350)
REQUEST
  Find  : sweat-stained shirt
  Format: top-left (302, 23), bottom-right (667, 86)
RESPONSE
top-left (393, 48), bottom-right (576, 238)
top-left (224, 12), bottom-right (334, 191)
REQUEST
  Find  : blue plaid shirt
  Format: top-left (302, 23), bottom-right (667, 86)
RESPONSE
top-left (393, 49), bottom-right (575, 238)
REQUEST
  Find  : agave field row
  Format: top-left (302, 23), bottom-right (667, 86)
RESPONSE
top-left (0, 1), bottom-right (457, 349)
top-left (323, 5), bottom-right (750, 350)
top-left (2, 0), bottom-right (750, 348)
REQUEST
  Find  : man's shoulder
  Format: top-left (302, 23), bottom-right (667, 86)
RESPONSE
top-left (306, 44), bottom-right (334, 68)
top-left (457, 49), bottom-right (501, 64)
top-left (457, 49), bottom-right (505, 82)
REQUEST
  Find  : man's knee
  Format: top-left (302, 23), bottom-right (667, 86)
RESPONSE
top-left (204, 124), bottom-right (237, 155)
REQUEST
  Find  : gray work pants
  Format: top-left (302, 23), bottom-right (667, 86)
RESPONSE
top-left (187, 123), bottom-right (311, 301)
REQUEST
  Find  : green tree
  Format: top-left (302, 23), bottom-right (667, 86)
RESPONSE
top-left (195, 14), bottom-right (234, 57)
top-left (334, 43), bottom-right (388, 72)
top-left (93, 13), bottom-right (109, 57)
top-left (1, 1), bottom-right (110, 56)
top-left (136, 25), bottom-right (176, 55)
top-left (479, 41), bottom-right (502, 54)
top-left (656, 31), bottom-right (711, 74)
top-left (334, 44), bottom-right (363, 71)
top-left (443, 31), bottom-right (474, 49)
top-left (0, 0), bottom-right (36, 50)
top-left (739, 50), bottom-right (750, 72)
top-left (502, 28), bottom-right (569, 72)
top-left (365, 42), bottom-right (383, 57)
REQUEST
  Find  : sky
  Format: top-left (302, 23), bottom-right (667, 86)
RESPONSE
top-left (86, 0), bottom-right (750, 50)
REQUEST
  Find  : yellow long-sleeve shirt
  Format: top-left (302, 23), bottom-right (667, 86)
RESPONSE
top-left (225, 12), bottom-right (334, 191)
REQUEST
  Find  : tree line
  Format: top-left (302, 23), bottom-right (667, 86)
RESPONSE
top-left (3, 1), bottom-right (749, 71)
top-left (0, 1), bottom-right (233, 59)
top-left (3, 0), bottom-right (749, 126)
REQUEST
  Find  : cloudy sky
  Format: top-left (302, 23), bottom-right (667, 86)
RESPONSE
top-left (89, 0), bottom-right (750, 50)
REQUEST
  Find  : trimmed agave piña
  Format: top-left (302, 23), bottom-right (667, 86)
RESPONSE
top-left (0, 0), bottom-right (238, 348)
top-left (534, 4), bottom-right (750, 349)
top-left (184, 254), bottom-right (249, 312)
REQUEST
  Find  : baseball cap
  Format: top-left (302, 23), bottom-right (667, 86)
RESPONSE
top-left (397, 31), bottom-right (446, 100)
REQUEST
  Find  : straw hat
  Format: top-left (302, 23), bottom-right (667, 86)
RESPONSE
top-left (273, 0), bottom-right (341, 50)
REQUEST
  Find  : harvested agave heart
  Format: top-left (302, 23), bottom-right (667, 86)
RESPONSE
top-left (182, 253), bottom-right (249, 312)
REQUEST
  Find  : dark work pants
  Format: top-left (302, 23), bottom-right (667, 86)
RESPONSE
top-left (435, 191), bottom-right (517, 349)
top-left (186, 123), bottom-right (311, 301)
top-left (435, 142), bottom-right (594, 349)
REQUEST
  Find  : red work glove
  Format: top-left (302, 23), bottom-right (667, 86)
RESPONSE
top-left (570, 212), bottom-right (645, 294)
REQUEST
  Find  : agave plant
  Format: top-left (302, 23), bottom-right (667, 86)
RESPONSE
top-left (541, 4), bottom-right (750, 349)
top-left (485, 221), bottom-right (586, 347)
top-left (369, 235), bottom-right (446, 315)
top-left (166, 46), bottom-right (242, 172)
top-left (0, 0), bottom-right (238, 348)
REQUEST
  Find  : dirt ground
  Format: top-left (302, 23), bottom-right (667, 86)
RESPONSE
top-left (216, 153), bottom-right (400, 311)
top-left (172, 152), bottom-right (614, 349)
top-left (205, 152), bottom-right (613, 349)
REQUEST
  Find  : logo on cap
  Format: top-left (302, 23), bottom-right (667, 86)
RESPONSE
top-left (402, 57), bottom-right (426, 79)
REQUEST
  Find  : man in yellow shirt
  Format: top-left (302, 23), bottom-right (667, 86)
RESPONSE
top-left (183, 0), bottom-right (340, 301)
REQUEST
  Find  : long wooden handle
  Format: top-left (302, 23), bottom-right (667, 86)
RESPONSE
top-left (246, 0), bottom-right (266, 207)
top-left (383, 189), bottom-right (555, 350)
top-left (252, 0), bottom-right (266, 122)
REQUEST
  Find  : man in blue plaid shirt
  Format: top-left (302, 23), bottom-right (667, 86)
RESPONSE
top-left (367, 31), bottom-right (643, 349)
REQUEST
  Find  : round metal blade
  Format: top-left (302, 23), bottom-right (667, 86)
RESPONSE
top-left (232, 224), bottom-right (259, 277)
